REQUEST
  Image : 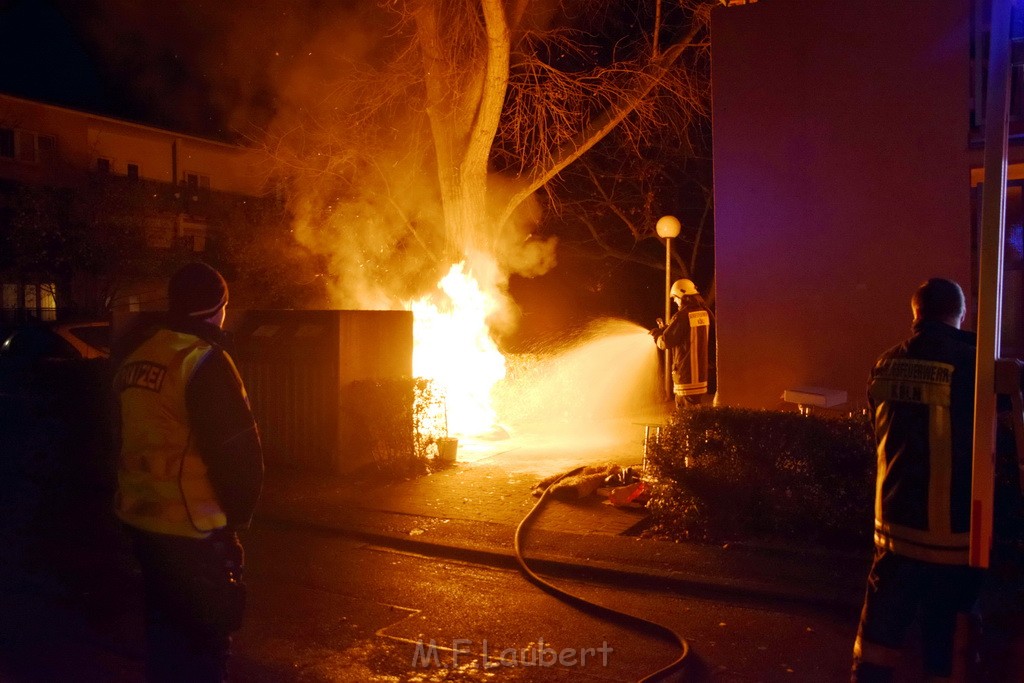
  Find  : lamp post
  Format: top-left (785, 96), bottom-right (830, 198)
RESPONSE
top-left (656, 215), bottom-right (681, 401)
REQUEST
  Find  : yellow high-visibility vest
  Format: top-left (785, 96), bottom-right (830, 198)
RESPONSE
top-left (114, 328), bottom-right (228, 538)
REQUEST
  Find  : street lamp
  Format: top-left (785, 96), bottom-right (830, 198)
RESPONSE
top-left (656, 215), bottom-right (681, 401)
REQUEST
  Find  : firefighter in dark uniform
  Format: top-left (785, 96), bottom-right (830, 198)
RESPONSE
top-left (851, 278), bottom-right (982, 681)
top-left (652, 278), bottom-right (712, 408)
top-left (114, 262), bottom-right (263, 682)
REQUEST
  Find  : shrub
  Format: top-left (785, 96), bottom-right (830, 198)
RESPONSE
top-left (645, 406), bottom-right (875, 548)
top-left (340, 377), bottom-right (450, 479)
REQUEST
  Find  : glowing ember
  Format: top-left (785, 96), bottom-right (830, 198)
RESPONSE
top-left (411, 263), bottom-right (507, 437)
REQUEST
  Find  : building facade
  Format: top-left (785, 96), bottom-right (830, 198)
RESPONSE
top-left (711, 0), bottom-right (1024, 409)
top-left (0, 92), bottom-right (269, 324)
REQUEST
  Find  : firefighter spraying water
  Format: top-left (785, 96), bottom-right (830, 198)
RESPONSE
top-left (650, 278), bottom-right (714, 409)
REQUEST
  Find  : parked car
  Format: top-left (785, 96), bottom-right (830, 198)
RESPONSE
top-left (0, 320), bottom-right (116, 523)
top-left (0, 321), bottom-right (110, 360)
top-left (0, 320), bottom-right (112, 405)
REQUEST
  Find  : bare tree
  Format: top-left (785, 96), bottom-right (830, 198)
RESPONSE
top-left (547, 120), bottom-right (716, 303)
top-left (258, 0), bottom-right (713, 307)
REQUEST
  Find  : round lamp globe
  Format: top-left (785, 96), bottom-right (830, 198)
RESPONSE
top-left (656, 215), bottom-right (681, 238)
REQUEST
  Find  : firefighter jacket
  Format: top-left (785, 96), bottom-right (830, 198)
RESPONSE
top-left (654, 297), bottom-right (712, 397)
top-left (867, 320), bottom-right (976, 565)
top-left (114, 317), bottom-right (263, 539)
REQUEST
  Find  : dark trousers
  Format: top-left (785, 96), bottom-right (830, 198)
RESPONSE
top-left (127, 527), bottom-right (246, 683)
top-left (674, 393), bottom-right (704, 409)
top-left (852, 548), bottom-right (981, 681)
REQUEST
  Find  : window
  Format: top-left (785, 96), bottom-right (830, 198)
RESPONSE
top-left (96, 157), bottom-right (111, 173)
top-left (0, 128), bottom-right (13, 158)
top-left (37, 134), bottom-right (56, 163)
top-left (178, 221), bottom-right (207, 251)
top-left (1, 283), bottom-right (56, 321)
top-left (185, 172), bottom-right (211, 192)
top-left (0, 128), bottom-right (51, 163)
top-left (127, 163), bottom-right (139, 180)
top-left (38, 283), bottom-right (56, 321)
top-left (23, 284), bottom-right (36, 311)
top-left (16, 130), bottom-right (36, 162)
top-left (2, 283), bottom-right (17, 310)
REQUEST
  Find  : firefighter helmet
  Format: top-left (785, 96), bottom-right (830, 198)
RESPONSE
top-left (670, 278), bottom-right (698, 298)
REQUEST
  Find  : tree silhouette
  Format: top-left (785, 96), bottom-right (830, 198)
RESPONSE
top-left (257, 0), bottom-right (713, 309)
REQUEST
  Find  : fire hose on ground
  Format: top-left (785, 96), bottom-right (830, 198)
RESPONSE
top-left (513, 466), bottom-right (692, 682)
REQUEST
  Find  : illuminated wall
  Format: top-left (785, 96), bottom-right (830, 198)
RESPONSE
top-left (710, 0), bottom-right (1017, 409)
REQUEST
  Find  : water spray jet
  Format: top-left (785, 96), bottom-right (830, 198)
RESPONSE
top-left (493, 318), bottom-right (662, 450)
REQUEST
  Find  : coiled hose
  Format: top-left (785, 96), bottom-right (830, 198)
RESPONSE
top-left (513, 466), bottom-right (691, 682)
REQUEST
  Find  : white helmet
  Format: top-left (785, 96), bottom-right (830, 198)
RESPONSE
top-left (670, 278), bottom-right (698, 298)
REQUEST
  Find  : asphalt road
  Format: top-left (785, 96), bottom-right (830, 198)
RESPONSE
top-left (235, 523), bottom-right (858, 682)
top-left (3, 483), bottom-right (1014, 682)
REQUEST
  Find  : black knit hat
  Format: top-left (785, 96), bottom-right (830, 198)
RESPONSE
top-left (168, 262), bottom-right (228, 317)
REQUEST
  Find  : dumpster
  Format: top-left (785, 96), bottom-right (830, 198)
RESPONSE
top-left (230, 310), bottom-right (413, 474)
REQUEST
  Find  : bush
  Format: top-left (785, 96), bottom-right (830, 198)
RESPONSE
top-left (645, 406), bottom-right (875, 548)
top-left (340, 377), bottom-right (450, 479)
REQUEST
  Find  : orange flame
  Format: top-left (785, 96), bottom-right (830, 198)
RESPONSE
top-left (411, 263), bottom-right (507, 437)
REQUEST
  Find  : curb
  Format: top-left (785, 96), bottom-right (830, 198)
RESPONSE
top-left (257, 510), bottom-right (864, 616)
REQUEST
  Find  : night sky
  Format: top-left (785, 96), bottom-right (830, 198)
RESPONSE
top-left (0, 0), bottom-right (354, 140)
top-left (0, 1), bottom-right (108, 115)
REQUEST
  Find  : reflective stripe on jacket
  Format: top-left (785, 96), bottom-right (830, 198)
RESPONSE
top-left (115, 328), bottom-right (228, 538)
top-left (867, 321), bottom-right (976, 565)
top-left (667, 304), bottom-right (711, 396)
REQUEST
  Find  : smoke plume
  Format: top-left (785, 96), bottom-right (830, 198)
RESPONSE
top-left (63, 0), bottom-right (559, 332)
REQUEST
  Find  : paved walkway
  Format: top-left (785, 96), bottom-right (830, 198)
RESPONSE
top-left (266, 420), bottom-right (652, 534)
top-left (258, 418), bottom-right (870, 614)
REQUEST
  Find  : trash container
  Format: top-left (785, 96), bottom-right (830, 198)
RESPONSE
top-left (435, 437), bottom-right (458, 463)
top-left (230, 310), bottom-right (413, 473)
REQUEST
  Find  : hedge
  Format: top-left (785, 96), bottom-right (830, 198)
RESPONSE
top-left (340, 377), bottom-right (450, 478)
top-left (644, 406), bottom-right (876, 548)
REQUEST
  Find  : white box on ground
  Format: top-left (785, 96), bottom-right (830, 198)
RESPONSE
top-left (782, 386), bottom-right (848, 408)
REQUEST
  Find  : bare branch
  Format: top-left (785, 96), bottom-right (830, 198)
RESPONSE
top-left (252, 0), bottom-right (715, 300)
top-left (496, 12), bottom-right (709, 227)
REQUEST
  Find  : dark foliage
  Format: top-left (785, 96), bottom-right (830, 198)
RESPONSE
top-left (645, 406), bottom-right (876, 548)
top-left (0, 356), bottom-right (130, 606)
top-left (339, 377), bottom-right (450, 480)
top-left (993, 415), bottom-right (1024, 572)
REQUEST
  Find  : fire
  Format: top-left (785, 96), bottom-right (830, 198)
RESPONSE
top-left (411, 263), bottom-right (507, 437)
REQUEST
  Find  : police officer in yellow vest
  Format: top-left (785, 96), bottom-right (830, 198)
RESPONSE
top-left (652, 278), bottom-right (713, 408)
top-left (114, 262), bottom-right (263, 682)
